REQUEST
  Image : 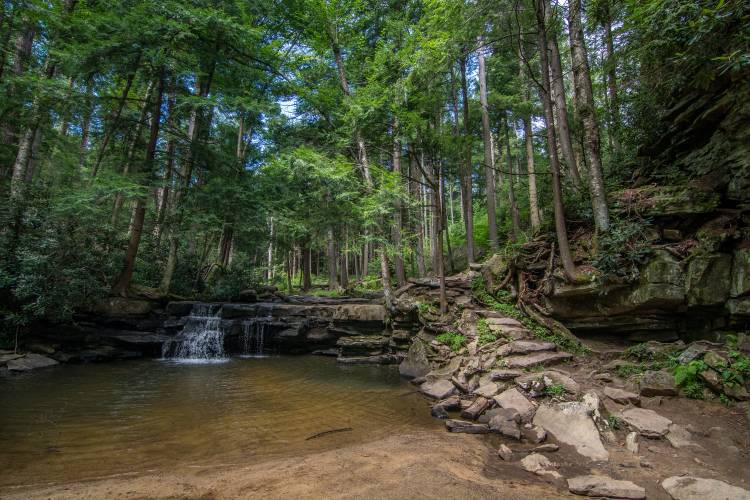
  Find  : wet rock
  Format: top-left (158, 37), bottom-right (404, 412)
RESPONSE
top-left (399, 339), bottom-right (432, 379)
top-left (477, 407), bottom-right (520, 424)
top-left (424, 356), bottom-right (463, 381)
top-left (625, 432), bottom-right (639, 454)
top-left (0, 353), bottom-right (24, 366)
top-left (419, 379), bottom-right (456, 399)
top-left (504, 351), bottom-right (573, 369)
top-left (520, 453), bottom-right (562, 480)
top-left (686, 253), bottom-right (732, 306)
top-left (6, 353), bottom-right (59, 372)
top-left (522, 424), bottom-right (547, 444)
top-left (431, 404), bottom-right (449, 419)
top-left (496, 340), bottom-right (557, 357)
top-left (533, 402), bottom-right (609, 461)
top-left (491, 369), bottom-right (523, 381)
top-left (732, 248), bottom-right (750, 298)
top-left (445, 419), bottom-right (490, 434)
top-left (604, 386), bottom-right (641, 406)
top-left (661, 476), bottom-right (750, 500)
top-left (489, 414), bottom-right (521, 440)
top-left (639, 370), bottom-right (677, 397)
top-left (436, 395), bottom-right (460, 410)
top-left (493, 388), bottom-right (536, 422)
top-left (567, 475), bottom-right (646, 499)
top-left (497, 444), bottom-right (513, 461)
top-left (619, 407), bottom-right (672, 438)
top-left (460, 397), bottom-right (490, 420)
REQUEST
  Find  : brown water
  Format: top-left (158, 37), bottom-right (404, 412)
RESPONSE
top-left (0, 356), bottom-right (437, 489)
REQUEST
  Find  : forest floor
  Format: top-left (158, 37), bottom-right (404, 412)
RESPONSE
top-left (2, 430), bottom-right (571, 499)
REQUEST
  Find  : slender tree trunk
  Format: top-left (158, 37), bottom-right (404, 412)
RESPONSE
top-left (503, 114), bottom-right (521, 241)
top-left (302, 244), bottom-right (312, 291)
top-left (391, 118), bottom-right (407, 287)
top-left (441, 164), bottom-right (454, 273)
top-left (569, 0), bottom-right (610, 232)
top-left (327, 227), bottom-right (338, 290)
top-left (459, 56), bottom-right (474, 265)
top-left (267, 217), bottom-right (274, 284)
top-left (409, 145), bottom-right (426, 277)
top-left (477, 39), bottom-right (498, 252)
top-left (603, 3), bottom-right (621, 154)
top-left (544, 0), bottom-right (581, 187)
top-left (536, 0), bottom-right (581, 282)
top-left (112, 72), bottom-right (165, 295)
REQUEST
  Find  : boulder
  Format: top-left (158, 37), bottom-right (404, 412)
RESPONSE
top-left (424, 356), bottom-right (463, 381)
top-left (533, 402), bottom-right (609, 461)
top-left (419, 379), bottom-right (456, 399)
top-left (489, 413), bottom-right (521, 439)
top-left (731, 248), bottom-right (750, 298)
top-left (520, 453), bottom-right (562, 480)
top-left (604, 387), bottom-right (641, 406)
top-left (567, 475), bottom-right (646, 499)
top-left (522, 424), bottom-right (547, 444)
top-left (542, 370), bottom-right (581, 394)
top-left (698, 369), bottom-right (723, 392)
top-left (477, 407), bottom-right (520, 424)
top-left (473, 381), bottom-right (502, 398)
top-left (399, 339), bottom-right (432, 379)
top-left (493, 388), bottom-right (536, 422)
top-left (460, 397), bottom-right (490, 420)
top-left (727, 297), bottom-right (750, 317)
top-left (497, 444), bottom-right (513, 461)
top-left (504, 351), bottom-right (573, 369)
top-left (639, 370), bottom-right (677, 397)
top-left (445, 419), bottom-right (490, 434)
top-left (661, 476), bottom-right (750, 500)
top-left (431, 404), bottom-right (449, 419)
top-left (619, 407), bottom-right (672, 438)
top-left (6, 353), bottom-right (59, 372)
top-left (686, 253), bottom-right (732, 306)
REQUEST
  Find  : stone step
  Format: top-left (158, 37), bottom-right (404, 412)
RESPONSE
top-left (503, 351), bottom-right (573, 369)
top-left (496, 340), bottom-right (556, 357)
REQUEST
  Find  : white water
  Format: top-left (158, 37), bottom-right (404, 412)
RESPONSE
top-left (162, 303), bottom-right (228, 362)
top-left (240, 305), bottom-right (273, 357)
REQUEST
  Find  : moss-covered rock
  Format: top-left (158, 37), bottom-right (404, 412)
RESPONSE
top-left (610, 185), bottom-right (720, 217)
top-left (686, 253), bottom-right (732, 306)
top-left (731, 248), bottom-right (750, 298)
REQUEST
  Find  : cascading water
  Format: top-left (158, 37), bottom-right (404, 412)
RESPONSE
top-left (240, 304), bottom-right (273, 357)
top-left (162, 303), bottom-right (227, 361)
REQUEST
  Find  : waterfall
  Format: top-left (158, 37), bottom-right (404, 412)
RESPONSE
top-left (162, 303), bottom-right (227, 361)
top-left (240, 304), bottom-right (273, 357)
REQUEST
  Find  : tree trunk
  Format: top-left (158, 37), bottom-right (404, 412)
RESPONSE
top-left (603, 2), bottom-right (621, 154)
top-left (477, 39), bottom-right (498, 252)
top-left (408, 145), bottom-right (427, 277)
top-left (112, 72), bottom-right (165, 296)
top-left (536, 0), bottom-right (581, 282)
top-left (544, 0), bottom-right (582, 187)
top-left (327, 227), bottom-right (338, 290)
top-left (520, 46), bottom-right (542, 233)
top-left (503, 114), bottom-right (521, 241)
top-left (391, 118), bottom-right (407, 287)
top-left (267, 217), bottom-right (274, 284)
top-left (459, 56), bottom-right (474, 265)
top-left (302, 244), bottom-right (312, 291)
top-left (569, 0), bottom-right (610, 232)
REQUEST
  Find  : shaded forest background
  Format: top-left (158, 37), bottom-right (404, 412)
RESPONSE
top-left (0, 0), bottom-right (748, 338)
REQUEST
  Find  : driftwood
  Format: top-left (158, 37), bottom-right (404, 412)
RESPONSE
top-left (305, 427), bottom-right (353, 440)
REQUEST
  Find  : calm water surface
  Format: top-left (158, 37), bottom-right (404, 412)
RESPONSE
top-left (0, 356), bottom-right (437, 488)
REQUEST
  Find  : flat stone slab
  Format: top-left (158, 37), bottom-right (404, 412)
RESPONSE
top-left (490, 369), bottom-right (523, 381)
top-left (661, 476), bottom-right (750, 500)
top-left (533, 402), bottom-right (609, 461)
top-left (497, 341), bottom-right (557, 357)
top-left (473, 381), bottom-right (501, 398)
top-left (619, 407), bottom-right (672, 438)
top-left (604, 386), bottom-right (641, 406)
top-left (567, 475), bottom-right (646, 499)
top-left (504, 351), bottom-right (573, 369)
top-left (639, 370), bottom-right (677, 397)
top-left (445, 419), bottom-right (490, 434)
top-left (493, 388), bottom-right (536, 422)
top-left (666, 423), bottom-right (702, 450)
top-left (6, 353), bottom-right (59, 372)
top-left (485, 316), bottom-right (523, 327)
top-left (420, 379), bottom-right (456, 399)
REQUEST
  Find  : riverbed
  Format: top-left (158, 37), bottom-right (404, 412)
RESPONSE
top-left (0, 356), bottom-right (438, 490)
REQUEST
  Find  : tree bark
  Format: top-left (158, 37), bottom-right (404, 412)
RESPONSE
top-left (536, 0), bottom-right (581, 282)
top-left (327, 227), bottom-right (338, 290)
top-left (391, 118), bottom-right (407, 287)
top-left (503, 114), bottom-right (521, 241)
top-left (112, 71), bottom-right (165, 296)
top-left (544, 0), bottom-right (582, 187)
top-left (519, 43), bottom-right (542, 231)
top-left (477, 39), bottom-right (498, 252)
top-left (569, 0), bottom-right (610, 232)
top-left (602, 1), bottom-right (621, 154)
top-left (301, 244), bottom-right (312, 291)
top-left (458, 56), bottom-right (475, 265)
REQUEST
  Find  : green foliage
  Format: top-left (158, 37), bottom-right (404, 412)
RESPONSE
top-left (476, 318), bottom-right (498, 346)
top-left (719, 394), bottom-right (732, 407)
top-left (607, 415), bottom-right (621, 430)
top-left (435, 332), bottom-right (467, 353)
top-left (545, 384), bottom-right (566, 397)
top-left (673, 360), bottom-right (708, 399)
top-left (593, 217), bottom-right (653, 280)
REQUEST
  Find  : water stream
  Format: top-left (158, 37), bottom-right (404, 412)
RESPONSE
top-left (161, 303), bottom-right (227, 361)
top-left (0, 356), bottom-right (437, 489)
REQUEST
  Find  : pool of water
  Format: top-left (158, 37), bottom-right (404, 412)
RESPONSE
top-left (0, 356), bottom-right (437, 489)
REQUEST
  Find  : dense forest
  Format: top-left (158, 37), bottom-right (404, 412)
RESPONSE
top-left (0, 0), bottom-right (747, 339)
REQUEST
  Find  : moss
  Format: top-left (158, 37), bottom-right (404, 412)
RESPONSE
top-left (435, 332), bottom-right (467, 353)
top-left (476, 318), bottom-right (498, 346)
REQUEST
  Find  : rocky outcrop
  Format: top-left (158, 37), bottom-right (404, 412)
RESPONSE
top-left (661, 476), bottom-right (750, 500)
